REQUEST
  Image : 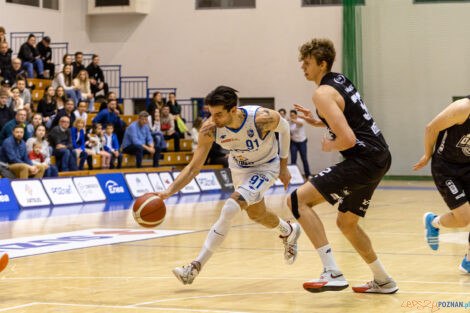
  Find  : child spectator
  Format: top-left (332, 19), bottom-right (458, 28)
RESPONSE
top-left (148, 108), bottom-right (167, 151)
top-left (103, 123), bottom-right (122, 169)
top-left (28, 141), bottom-right (45, 165)
top-left (26, 124), bottom-right (58, 177)
top-left (88, 123), bottom-right (111, 169)
top-left (71, 118), bottom-right (93, 170)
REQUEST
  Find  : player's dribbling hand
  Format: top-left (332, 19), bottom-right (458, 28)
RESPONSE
top-left (413, 155), bottom-right (430, 171)
top-left (152, 191), bottom-right (170, 200)
top-left (279, 167), bottom-right (291, 190)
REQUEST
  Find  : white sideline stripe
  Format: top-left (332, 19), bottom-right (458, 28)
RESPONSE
top-left (37, 302), bottom-right (252, 313)
top-left (3, 276), bottom-right (470, 286)
top-left (0, 303), bottom-right (38, 311)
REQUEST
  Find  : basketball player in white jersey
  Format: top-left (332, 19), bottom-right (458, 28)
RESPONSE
top-left (153, 86), bottom-right (301, 285)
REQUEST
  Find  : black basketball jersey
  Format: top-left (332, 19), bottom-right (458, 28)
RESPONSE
top-left (316, 72), bottom-right (388, 159)
top-left (434, 96), bottom-right (470, 164)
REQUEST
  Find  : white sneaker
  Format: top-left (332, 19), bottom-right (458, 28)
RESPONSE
top-left (280, 221), bottom-right (301, 264)
top-left (303, 268), bottom-right (349, 293)
top-left (0, 252), bottom-right (8, 273)
top-left (172, 261), bottom-right (201, 285)
top-left (352, 278), bottom-right (398, 294)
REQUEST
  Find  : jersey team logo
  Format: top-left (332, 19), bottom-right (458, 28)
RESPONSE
top-left (247, 129), bottom-right (254, 138)
top-left (456, 134), bottom-right (470, 156)
top-left (333, 75), bottom-right (346, 84)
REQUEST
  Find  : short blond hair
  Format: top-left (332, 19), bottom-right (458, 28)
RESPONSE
top-left (299, 38), bottom-right (336, 72)
top-left (32, 141), bottom-right (42, 149)
top-left (73, 117), bottom-right (85, 128)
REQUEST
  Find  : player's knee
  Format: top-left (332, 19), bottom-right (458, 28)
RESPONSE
top-left (246, 209), bottom-right (265, 223)
top-left (336, 216), bottom-right (356, 234)
top-left (220, 198), bottom-right (241, 221)
top-left (229, 192), bottom-right (248, 210)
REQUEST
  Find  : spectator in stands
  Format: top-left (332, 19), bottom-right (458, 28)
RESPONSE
top-left (148, 107), bottom-right (167, 151)
top-left (7, 87), bottom-right (24, 112)
top-left (206, 141), bottom-right (229, 168)
top-left (26, 124), bottom-right (58, 177)
top-left (52, 64), bottom-right (81, 105)
top-left (98, 91), bottom-right (122, 113)
top-left (73, 69), bottom-right (94, 112)
top-left (147, 91), bottom-right (164, 117)
top-left (18, 34), bottom-right (44, 79)
top-left (73, 100), bottom-right (88, 125)
top-left (57, 53), bottom-right (72, 75)
top-left (86, 54), bottom-right (109, 97)
top-left (51, 98), bottom-right (75, 129)
top-left (167, 92), bottom-right (186, 137)
top-left (122, 111), bottom-right (159, 168)
top-left (289, 109), bottom-right (311, 179)
top-left (37, 36), bottom-right (54, 78)
top-left (72, 52), bottom-right (85, 78)
top-left (190, 117), bottom-right (203, 151)
top-left (55, 86), bottom-right (66, 110)
top-left (0, 42), bottom-right (12, 79)
top-left (0, 109), bottom-right (30, 145)
top-left (0, 79), bottom-right (11, 97)
top-left (88, 123), bottom-right (111, 169)
top-left (160, 105), bottom-right (180, 152)
top-left (0, 90), bottom-right (14, 130)
top-left (71, 118), bottom-right (92, 170)
top-left (92, 99), bottom-right (125, 143)
top-left (28, 141), bottom-right (51, 175)
top-left (26, 113), bottom-right (42, 136)
top-left (202, 103), bottom-right (211, 121)
top-left (278, 108), bottom-right (286, 119)
top-left (37, 85), bottom-right (57, 128)
top-left (0, 27), bottom-right (6, 43)
top-left (4, 58), bottom-right (28, 86)
top-left (15, 77), bottom-right (31, 112)
top-left (0, 125), bottom-right (46, 179)
top-left (103, 123), bottom-right (122, 169)
top-left (48, 116), bottom-right (78, 172)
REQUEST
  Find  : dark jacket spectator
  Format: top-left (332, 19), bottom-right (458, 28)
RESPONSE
top-left (48, 118), bottom-right (78, 172)
top-left (18, 39), bottom-right (39, 63)
top-left (3, 58), bottom-right (28, 86)
top-left (37, 36), bottom-right (55, 78)
top-left (86, 55), bottom-right (109, 96)
top-left (0, 42), bottom-right (12, 76)
top-left (48, 124), bottom-right (73, 150)
top-left (37, 93), bottom-right (57, 119)
top-left (92, 100), bottom-right (125, 142)
top-left (51, 99), bottom-right (75, 129)
top-left (0, 109), bottom-right (30, 145)
top-left (0, 91), bottom-right (14, 129)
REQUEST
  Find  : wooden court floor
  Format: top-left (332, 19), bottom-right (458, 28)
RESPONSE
top-left (1, 180), bottom-right (469, 313)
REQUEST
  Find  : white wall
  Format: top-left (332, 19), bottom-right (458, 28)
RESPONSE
top-left (2, 0), bottom-right (345, 174)
top-left (362, 0), bottom-right (470, 175)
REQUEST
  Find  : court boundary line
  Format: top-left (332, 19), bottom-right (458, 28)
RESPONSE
top-left (0, 303), bottom-right (38, 312)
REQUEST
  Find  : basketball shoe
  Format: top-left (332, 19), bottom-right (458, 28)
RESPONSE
top-left (459, 255), bottom-right (470, 274)
top-left (423, 212), bottom-right (439, 250)
top-left (172, 261), bottom-right (201, 285)
top-left (0, 252), bottom-right (8, 273)
top-left (303, 268), bottom-right (349, 293)
top-left (280, 221), bottom-right (301, 264)
top-left (352, 278), bottom-right (398, 294)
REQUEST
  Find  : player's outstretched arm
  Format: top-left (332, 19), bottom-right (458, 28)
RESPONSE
top-left (154, 119), bottom-right (215, 199)
top-left (414, 98), bottom-right (470, 171)
top-left (293, 103), bottom-right (326, 127)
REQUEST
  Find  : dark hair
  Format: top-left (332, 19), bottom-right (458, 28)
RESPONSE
top-left (278, 108), bottom-right (286, 114)
top-left (193, 117), bottom-right (203, 130)
top-left (92, 123), bottom-right (102, 133)
top-left (299, 38), bottom-right (336, 72)
top-left (34, 124), bottom-right (46, 136)
top-left (75, 51), bottom-right (83, 57)
top-left (62, 53), bottom-right (71, 64)
top-left (15, 74), bottom-right (26, 82)
top-left (105, 123), bottom-right (114, 129)
top-left (27, 33), bottom-right (35, 40)
top-left (43, 36), bottom-right (51, 43)
top-left (92, 54), bottom-right (99, 60)
top-left (169, 92), bottom-right (175, 96)
top-left (204, 85), bottom-right (238, 111)
top-left (290, 110), bottom-right (297, 115)
top-left (13, 124), bottom-right (24, 132)
top-left (153, 91), bottom-right (161, 98)
top-left (0, 27), bottom-right (5, 33)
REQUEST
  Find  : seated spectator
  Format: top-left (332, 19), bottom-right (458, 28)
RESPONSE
top-left (0, 79), bottom-right (11, 97)
top-left (73, 100), bottom-right (88, 125)
top-left (86, 54), bottom-right (109, 97)
top-left (92, 99), bottom-right (126, 143)
top-left (148, 108), bottom-right (167, 151)
top-left (122, 111), bottom-right (159, 168)
top-left (0, 90), bottom-right (14, 129)
top-left (52, 64), bottom-right (81, 105)
top-left (190, 117), bottom-right (203, 151)
top-left (28, 141), bottom-right (55, 177)
top-left (103, 123), bottom-right (122, 169)
top-left (26, 124), bottom-right (58, 177)
top-left (37, 85), bottom-right (57, 128)
top-left (72, 52), bottom-right (85, 78)
top-left (73, 69), bottom-right (94, 112)
top-left (0, 125), bottom-right (46, 178)
top-left (57, 53), bottom-right (72, 75)
top-left (167, 92), bottom-right (186, 137)
top-left (18, 34), bottom-right (44, 79)
top-left (4, 58), bottom-right (28, 86)
top-left (88, 123), bottom-right (111, 169)
top-left (0, 27), bottom-right (6, 43)
top-left (71, 118), bottom-right (92, 170)
top-left (51, 98), bottom-right (75, 129)
top-left (206, 142), bottom-right (229, 168)
top-left (98, 91), bottom-right (122, 113)
top-left (55, 86), bottom-right (66, 110)
top-left (202, 103), bottom-right (211, 121)
top-left (160, 105), bottom-right (180, 152)
top-left (48, 116), bottom-right (78, 172)
top-left (0, 109), bottom-right (30, 145)
top-left (147, 91), bottom-right (164, 117)
top-left (26, 112), bottom-right (42, 136)
top-left (15, 77), bottom-right (31, 113)
top-left (7, 87), bottom-right (24, 113)
top-left (0, 42), bottom-right (12, 79)
top-left (37, 36), bottom-right (55, 78)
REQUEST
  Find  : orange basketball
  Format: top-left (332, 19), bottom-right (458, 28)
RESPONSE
top-left (132, 193), bottom-right (166, 228)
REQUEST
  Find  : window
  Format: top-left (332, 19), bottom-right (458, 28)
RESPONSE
top-left (6, 0), bottom-right (59, 10)
top-left (302, 0), bottom-right (364, 5)
top-left (95, 0), bottom-right (130, 6)
top-left (6, 0), bottom-right (39, 7)
top-left (196, 0), bottom-right (256, 9)
top-left (43, 0), bottom-right (59, 10)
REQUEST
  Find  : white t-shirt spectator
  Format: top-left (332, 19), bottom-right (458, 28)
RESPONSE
top-left (290, 119), bottom-right (307, 142)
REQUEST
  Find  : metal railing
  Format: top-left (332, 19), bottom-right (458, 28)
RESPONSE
top-left (119, 76), bottom-right (148, 101)
top-left (101, 65), bottom-right (121, 96)
top-left (176, 99), bottom-right (196, 125)
top-left (146, 87), bottom-right (177, 107)
top-left (49, 42), bottom-right (69, 67)
top-left (82, 53), bottom-right (94, 67)
top-left (10, 32), bottom-right (44, 57)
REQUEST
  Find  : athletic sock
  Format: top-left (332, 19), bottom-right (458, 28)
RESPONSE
top-left (431, 216), bottom-right (441, 229)
top-left (467, 233), bottom-right (470, 262)
top-left (196, 247), bottom-right (214, 268)
top-left (368, 258), bottom-right (391, 284)
top-left (277, 218), bottom-right (291, 237)
top-left (317, 244), bottom-right (339, 272)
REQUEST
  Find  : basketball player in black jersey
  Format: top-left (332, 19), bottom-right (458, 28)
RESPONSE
top-left (414, 96), bottom-right (470, 273)
top-left (286, 38), bottom-right (398, 294)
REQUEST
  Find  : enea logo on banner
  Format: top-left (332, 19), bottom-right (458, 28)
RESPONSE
top-left (0, 228), bottom-right (195, 258)
top-left (0, 179), bottom-right (18, 210)
top-left (96, 173), bottom-right (132, 201)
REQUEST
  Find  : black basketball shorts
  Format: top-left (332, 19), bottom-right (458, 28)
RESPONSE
top-left (309, 151), bottom-right (391, 217)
